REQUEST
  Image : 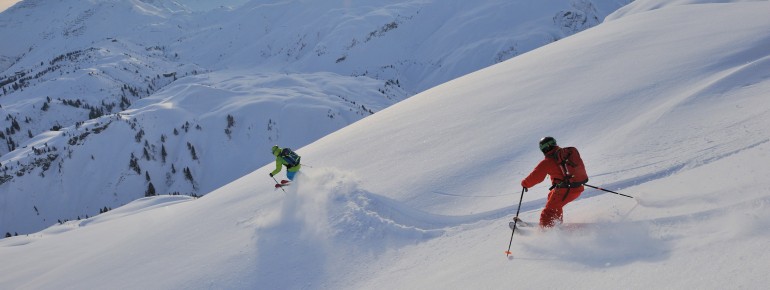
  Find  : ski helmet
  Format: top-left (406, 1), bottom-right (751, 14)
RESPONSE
top-left (539, 136), bottom-right (557, 154)
top-left (271, 145), bottom-right (281, 156)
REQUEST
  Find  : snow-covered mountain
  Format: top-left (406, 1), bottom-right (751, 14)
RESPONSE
top-left (0, 0), bottom-right (630, 236)
top-left (1, 0), bottom-right (769, 289)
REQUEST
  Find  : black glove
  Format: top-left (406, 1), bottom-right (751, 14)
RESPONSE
top-left (523, 187), bottom-right (528, 192)
top-left (269, 173), bottom-right (274, 177)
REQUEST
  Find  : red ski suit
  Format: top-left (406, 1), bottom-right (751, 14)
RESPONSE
top-left (521, 146), bottom-right (584, 228)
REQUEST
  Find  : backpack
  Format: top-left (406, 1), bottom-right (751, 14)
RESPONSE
top-left (280, 148), bottom-right (301, 168)
top-left (553, 147), bottom-right (588, 187)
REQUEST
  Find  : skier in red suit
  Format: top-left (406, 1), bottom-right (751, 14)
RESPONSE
top-left (521, 137), bottom-right (587, 228)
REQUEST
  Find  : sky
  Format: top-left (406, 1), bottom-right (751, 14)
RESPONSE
top-left (1, 1), bottom-right (769, 289)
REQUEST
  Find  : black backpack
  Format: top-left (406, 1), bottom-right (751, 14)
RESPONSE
top-left (280, 148), bottom-right (301, 167)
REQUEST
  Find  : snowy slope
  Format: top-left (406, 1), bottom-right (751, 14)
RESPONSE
top-left (0, 1), bottom-right (18, 13)
top-left (0, 0), bottom-right (630, 236)
top-left (1, 0), bottom-right (769, 289)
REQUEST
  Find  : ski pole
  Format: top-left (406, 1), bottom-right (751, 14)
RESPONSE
top-left (584, 183), bottom-right (633, 198)
top-left (505, 187), bottom-right (526, 257)
top-left (271, 176), bottom-right (286, 193)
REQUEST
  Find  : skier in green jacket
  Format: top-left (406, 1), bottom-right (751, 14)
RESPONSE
top-left (269, 145), bottom-right (301, 185)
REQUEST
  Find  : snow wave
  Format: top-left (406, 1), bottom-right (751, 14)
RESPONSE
top-left (250, 168), bottom-right (447, 289)
top-left (287, 168), bottom-right (446, 249)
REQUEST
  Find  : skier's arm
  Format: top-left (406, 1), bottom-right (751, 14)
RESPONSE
top-left (521, 160), bottom-right (548, 188)
top-left (270, 158), bottom-right (283, 176)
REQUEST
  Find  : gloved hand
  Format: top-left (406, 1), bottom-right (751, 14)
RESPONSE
top-left (269, 173), bottom-right (274, 177)
top-left (522, 187), bottom-right (528, 192)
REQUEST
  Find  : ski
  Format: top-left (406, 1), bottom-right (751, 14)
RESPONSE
top-left (509, 217), bottom-right (532, 230)
top-left (508, 220), bottom-right (532, 230)
top-left (274, 180), bottom-right (291, 189)
top-left (274, 183), bottom-right (290, 188)
top-left (270, 176), bottom-right (288, 193)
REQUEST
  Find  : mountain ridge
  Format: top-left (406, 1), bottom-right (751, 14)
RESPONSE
top-left (0, 0), bottom-right (629, 235)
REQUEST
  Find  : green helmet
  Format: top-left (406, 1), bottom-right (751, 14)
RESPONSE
top-left (539, 136), bottom-right (557, 154)
top-left (271, 145), bottom-right (281, 156)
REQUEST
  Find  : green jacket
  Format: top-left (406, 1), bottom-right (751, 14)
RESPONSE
top-left (271, 150), bottom-right (301, 175)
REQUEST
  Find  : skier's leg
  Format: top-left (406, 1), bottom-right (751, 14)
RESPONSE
top-left (562, 187), bottom-right (582, 204)
top-left (540, 190), bottom-right (562, 228)
top-left (540, 187), bottom-right (584, 227)
top-left (559, 187), bottom-right (583, 223)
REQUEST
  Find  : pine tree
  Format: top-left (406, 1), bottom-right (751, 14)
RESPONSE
top-left (183, 167), bottom-right (194, 183)
top-left (142, 147), bottom-right (150, 161)
top-left (129, 153), bottom-right (141, 174)
top-left (145, 182), bottom-right (156, 197)
top-left (227, 114), bottom-right (235, 128)
top-left (187, 142), bottom-right (198, 160)
top-left (135, 129), bottom-right (144, 143)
